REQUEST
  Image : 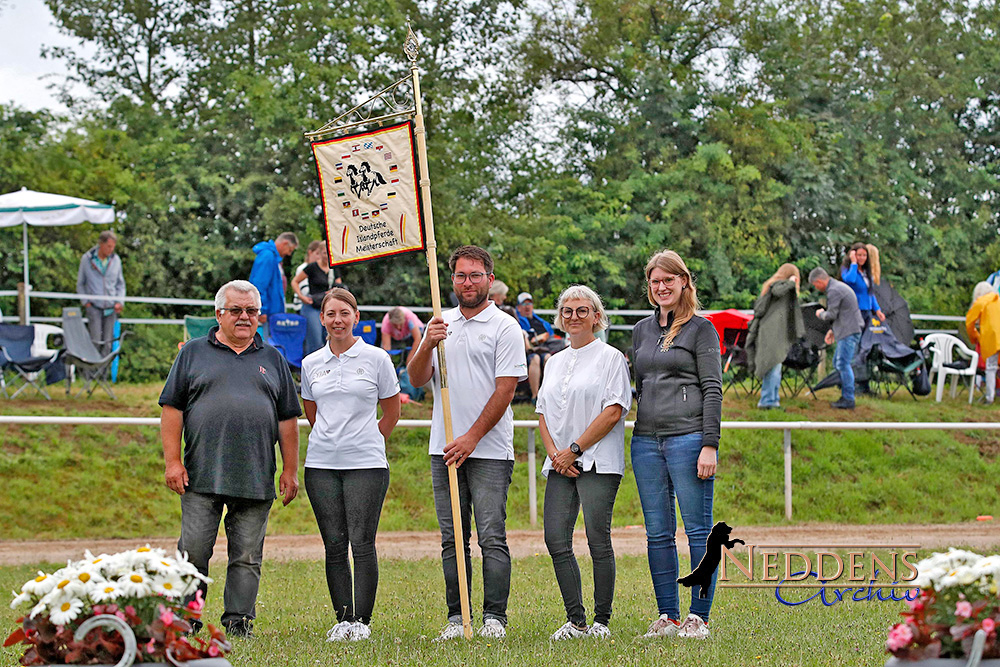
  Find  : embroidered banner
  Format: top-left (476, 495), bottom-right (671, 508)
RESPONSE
top-left (311, 121), bottom-right (426, 266)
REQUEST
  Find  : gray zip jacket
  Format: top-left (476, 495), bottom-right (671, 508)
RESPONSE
top-left (631, 311), bottom-right (723, 448)
top-left (77, 246), bottom-right (126, 309)
top-left (819, 278), bottom-right (864, 340)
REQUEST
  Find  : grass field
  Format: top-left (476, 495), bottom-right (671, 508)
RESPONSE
top-left (0, 554), bottom-right (909, 667)
top-left (2, 383), bottom-right (1000, 540)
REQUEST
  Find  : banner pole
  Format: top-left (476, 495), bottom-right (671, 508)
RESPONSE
top-left (407, 31), bottom-right (474, 640)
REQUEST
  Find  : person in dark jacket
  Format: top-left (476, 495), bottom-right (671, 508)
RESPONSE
top-left (809, 267), bottom-right (864, 409)
top-left (746, 264), bottom-right (804, 409)
top-left (631, 250), bottom-right (722, 641)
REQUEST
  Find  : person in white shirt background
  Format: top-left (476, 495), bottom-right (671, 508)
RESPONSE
top-left (300, 287), bottom-right (401, 642)
top-left (407, 245), bottom-right (528, 641)
top-left (536, 285), bottom-right (631, 641)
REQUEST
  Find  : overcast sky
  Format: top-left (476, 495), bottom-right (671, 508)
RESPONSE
top-left (0, 0), bottom-right (77, 112)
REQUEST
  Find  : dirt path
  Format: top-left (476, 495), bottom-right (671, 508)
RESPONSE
top-left (2, 523), bottom-right (998, 566)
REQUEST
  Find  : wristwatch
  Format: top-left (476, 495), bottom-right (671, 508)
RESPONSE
top-left (569, 442), bottom-right (582, 456)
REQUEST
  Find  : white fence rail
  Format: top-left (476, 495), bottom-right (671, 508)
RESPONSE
top-left (3, 416), bottom-right (997, 525)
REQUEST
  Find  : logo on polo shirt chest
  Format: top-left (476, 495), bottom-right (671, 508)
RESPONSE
top-left (311, 368), bottom-right (332, 381)
top-left (479, 333), bottom-right (488, 342)
top-left (259, 366), bottom-right (267, 375)
top-left (357, 368), bottom-right (365, 375)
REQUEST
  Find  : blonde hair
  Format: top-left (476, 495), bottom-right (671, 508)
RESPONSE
top-left (866, 244), bottom-right (881, 285)
top-left (554, 284), bottom-right (610, 333)
top-left (388, 307), bottom-right (407, 326)
top-left (760, 263), bottom-right (800, 298)
top-left (972, 281), bottom-right (997, 307)
top-left (645, 250), bottom-right (700, 351)
top-left (320, 287), bottom-right (358, 313)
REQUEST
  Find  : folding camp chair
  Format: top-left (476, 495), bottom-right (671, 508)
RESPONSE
top-left (721, 328), bottom-right (758, 396)
top-left (185, 315), bottom-right (216, 341)
top-left (354, 320), bottom-right (377, 346)
top-left (267, 313), bottom-right (307, 372)
top-left (780, 339), bottom-right (821, 399)
top-left (868, 344), bottom-right (924, 400)
top-left (0, 324), bottom-right (57, 399)
top-left (60, 307), bottom-right (123, 399)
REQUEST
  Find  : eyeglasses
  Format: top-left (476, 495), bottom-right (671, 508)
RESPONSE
top-left (219, 307), bottom-right (260, 317)
top-left (649, 276), bottom-right (681, 289)
top-left (560, 306), bottom-right (593, 320)
top-left (452, 272), bottom-right (488, 284)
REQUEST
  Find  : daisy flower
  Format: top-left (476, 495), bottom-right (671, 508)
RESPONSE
top-left (151, 573), bottom-right (186, 599)
top-left (118, 570), bottom-right (153, 598)
top-left (48, 597), bottom-right (85, 626)
top-left (89, 580), bottom-right (121, 604)
top-left (20, 571), bottom-right (58, 597)
top-left (10, 591), bottom-right (32, 610)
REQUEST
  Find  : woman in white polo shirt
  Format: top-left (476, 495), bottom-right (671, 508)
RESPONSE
top-left (537, 284), bottom-right (631, 641)
top-left (301, 287), bottom-right (401, 642)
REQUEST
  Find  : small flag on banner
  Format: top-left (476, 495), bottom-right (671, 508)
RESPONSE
top-left (341, 154), bottom-right (351, 159)
top-left (372, 210), bottom-right (380, 218)
top-left (343, 201), bottom-right (351, 208)
top-left (376, 144), bottom-right (383, 150)
top-left (337, 191), bottom-right (345, 197)
top-left (387, 191), bottom-right (396, 198)
top-left (384, 152), bottom-right (392, 160)
top-left (362, 212), bottom-right (370, 219)
top-left (389, 164), bottom-right (398, 172)
top-left (391, 178), bottom-right (399, 184)
top-left (352, 145), bottom-right (360, 152)
top-left (380, 202), bottom-right (388, 210)
top-left (335, 162), bottom-right (343, 170)
top-left (364, 141), bottom-right (373, 149)
top-left (353, 209), bottom-right (359, 217)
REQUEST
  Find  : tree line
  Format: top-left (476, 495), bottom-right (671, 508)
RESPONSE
top-left (2, 0), bottom-right (999, 347)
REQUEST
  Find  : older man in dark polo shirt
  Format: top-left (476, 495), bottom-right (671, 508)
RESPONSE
top-left (159, 279), bottom-right (301, 637)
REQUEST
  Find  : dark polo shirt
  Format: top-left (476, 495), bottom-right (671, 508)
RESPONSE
top-left (158, 327), bottom-right (301, 500)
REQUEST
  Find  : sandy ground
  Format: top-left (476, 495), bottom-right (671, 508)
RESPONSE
top-left (1, 523), bottom-right (998, 566)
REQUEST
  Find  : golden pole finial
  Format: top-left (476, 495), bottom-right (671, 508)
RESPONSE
top-left (404, 22), bottom-right (419, 63)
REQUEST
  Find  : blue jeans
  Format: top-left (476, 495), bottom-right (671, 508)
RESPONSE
top-left (302, 305), bottom-right (326, 356)
top-left (178, 491), bottom-right (273, 627)
top-left (833, 333), bottom-right (861, 403)
top-left (631, 432), bottom-right (715, 622)
top-left (430, 455), bottom-right (514, 624)
top-left (758, 363), bottom-right (782, 407)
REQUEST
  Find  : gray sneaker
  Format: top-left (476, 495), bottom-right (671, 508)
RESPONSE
top-left (478, 618), bottom-right (506, 639)
top-left (434, 621), bottom-right (464, 642)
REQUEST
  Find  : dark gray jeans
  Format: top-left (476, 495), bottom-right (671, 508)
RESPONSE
top-left (305, 467), bottom-right (390, 625)
top-left (430, 455), bottom-right (514, 625)
top-left (543, 469), bottom-right (621, 626)
top-left (177, 491), bottom-right (272, 627)
top-left (84, 305), bottom-right (117, 356)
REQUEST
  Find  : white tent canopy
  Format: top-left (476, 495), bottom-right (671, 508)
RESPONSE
top-left (0, 188), bottom-right (116, 323)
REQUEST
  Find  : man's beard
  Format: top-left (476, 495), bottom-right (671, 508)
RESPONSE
top-left (456, 287), bottom-right (488, 309)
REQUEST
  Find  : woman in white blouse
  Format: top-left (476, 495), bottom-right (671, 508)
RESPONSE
top-left (301, 288), bottom-right (401, 642)
top-left (537, 284), bottom-right (632, 641)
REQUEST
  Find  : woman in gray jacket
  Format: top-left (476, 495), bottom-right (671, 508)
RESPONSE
top-left (631, 250), bottom-right (722, 641)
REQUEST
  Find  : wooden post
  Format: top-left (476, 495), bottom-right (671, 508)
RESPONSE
top-left (410, 59), bottom-right (473, 639)
top-left (17, 282), bottom-right (27, 325)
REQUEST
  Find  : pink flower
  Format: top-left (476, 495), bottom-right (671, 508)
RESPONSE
top-left (146, 639), bottom-right (156, 654)
top-left (125, 605), bottom-right (137, 617)
top-left (956, 601), bottom-right (974, 619)
top-left (983, 618), bottom-right (996, 634)
top-left (887, 623), bottom-right (915, 651)
top-left (187, 590), bottom-right (205, 612)
top-left (115, 611), bottom-right (126, 621)
top-left (208, 645), bottom-right (220, 657)
top-left (159, 608), bottom-right (174, 626)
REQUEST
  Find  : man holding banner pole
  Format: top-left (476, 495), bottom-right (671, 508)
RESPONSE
top-left (407, 245), bottom-right (528, 640)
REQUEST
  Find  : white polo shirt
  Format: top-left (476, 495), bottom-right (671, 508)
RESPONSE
top-left (428, 302), bottom-right (528, 460)
top-left (301, 338), bottom-right (400, 470)
top-left (536, 338), bottom-right (631, 477)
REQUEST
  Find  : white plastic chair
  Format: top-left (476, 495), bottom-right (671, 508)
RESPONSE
top-left (921, 333), bottom-right (979, 403)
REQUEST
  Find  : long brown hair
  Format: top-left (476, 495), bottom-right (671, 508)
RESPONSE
top-left (645, 250), bottom-right (700, 351)
top-left (760, 263), bottom-right (801, 298)
top-left (866, 244), bottom-right (881, 285)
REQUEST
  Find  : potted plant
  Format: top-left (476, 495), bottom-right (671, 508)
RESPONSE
top-left (5, 546), bottom-right (232, 666)
top-left (886, 548), bottom-right (1000, 665)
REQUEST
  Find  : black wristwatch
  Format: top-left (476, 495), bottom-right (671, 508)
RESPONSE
top-left (569, 442), bottom-right (582, 456)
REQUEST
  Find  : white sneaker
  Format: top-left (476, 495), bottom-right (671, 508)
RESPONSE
top-left (677, 613), bottom-right (710, 639)
top-left (348, 622), bottom-right (371, 641)
top-left (549, 622), bottom-right (588, 641)
top-left (433, 621), bottom-right (464, 642)
top-left (641, 614), bottom-right (681, 638)
top-left (478, 618), bottom-right (506, 639)
top-left (587, 622), bottom-right (610, 639)
top-left (325, 621), bottom-right (353, 642)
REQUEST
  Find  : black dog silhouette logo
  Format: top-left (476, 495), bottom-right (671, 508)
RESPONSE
top-left (677, 521), bottom-right (745, 598)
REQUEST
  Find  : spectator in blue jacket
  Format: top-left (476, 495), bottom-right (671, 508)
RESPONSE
top-left (249, 232), bottom-right (299, 337)
top-left (840, 242), bottom-right (885, 323)
top-left (517, 292), bottom-right (556, 403)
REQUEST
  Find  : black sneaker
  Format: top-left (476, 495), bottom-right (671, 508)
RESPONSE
top-left (223, 618), bottom-right (254, 638)
top-left (830, 398), bottom-right (855, 410)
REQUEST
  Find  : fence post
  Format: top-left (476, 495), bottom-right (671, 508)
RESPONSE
top-left (783, 428), bottom-right (792, 520)
top-left (527, 427), bottom-right (537, 527)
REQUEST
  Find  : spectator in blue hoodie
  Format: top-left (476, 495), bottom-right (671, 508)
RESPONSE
top-left (249, 232), bottom-right (299, 336)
